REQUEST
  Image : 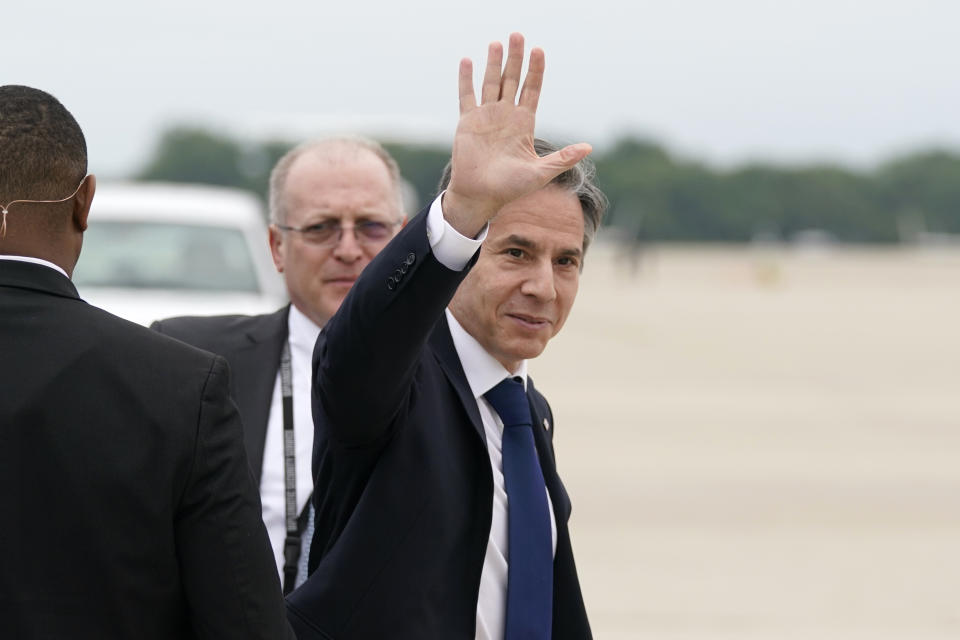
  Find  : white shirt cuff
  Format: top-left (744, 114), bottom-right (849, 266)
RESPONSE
top-left (426, 191), bottom-right (487, 271)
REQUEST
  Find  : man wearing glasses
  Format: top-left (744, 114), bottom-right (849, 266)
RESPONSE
top-left (0, 84), bottom-right (293, 639)
top-left (153, 137), bottom-right (406, 594)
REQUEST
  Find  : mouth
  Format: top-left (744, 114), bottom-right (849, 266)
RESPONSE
top-left (323, 276), bottom-right (358, 287)
top-left (506, 313), bottom-right (552, 331)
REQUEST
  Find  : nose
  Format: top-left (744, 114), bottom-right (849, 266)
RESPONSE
top-left (332, 226), bottom-right (363, 262)
top-left (519, 259), bottom-right (556, 302)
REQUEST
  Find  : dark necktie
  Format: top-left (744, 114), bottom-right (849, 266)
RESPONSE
top-left (484, 377), bottom-right (553, 639)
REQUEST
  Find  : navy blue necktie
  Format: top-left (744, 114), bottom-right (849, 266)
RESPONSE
top-left (485, 377), bottom-right (553, 640)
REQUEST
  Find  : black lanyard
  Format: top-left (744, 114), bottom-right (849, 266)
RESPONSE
top-left (279, 340), bottom-right (302, 595)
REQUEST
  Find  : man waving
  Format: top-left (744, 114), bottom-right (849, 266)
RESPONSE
top-left (288, 34), bottom-right (606, 640)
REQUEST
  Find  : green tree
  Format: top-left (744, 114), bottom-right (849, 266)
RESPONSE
top-left (383, 142), bottom-right (451, 212)
top-left (877, 150), bottom-right (960, 235)
top-left (134, 125), bottom-right (960, 243)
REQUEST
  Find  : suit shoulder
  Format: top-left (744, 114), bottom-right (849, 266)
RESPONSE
top-left (76, 301), bottom-right (226, 370)
top-left (151, 307), bottom-right (286, 351)
top-left (152, 313), bottom-right (257, 336)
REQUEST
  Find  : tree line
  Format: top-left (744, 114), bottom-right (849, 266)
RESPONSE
top-left (138, 126), bottom-right (960, 243)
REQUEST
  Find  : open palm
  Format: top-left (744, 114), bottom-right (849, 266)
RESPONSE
top-left (444, 33), bottom-right (592, 237)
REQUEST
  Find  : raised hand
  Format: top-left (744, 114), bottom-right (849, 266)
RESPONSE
top-left (443, 33), bottom-right (592, 238)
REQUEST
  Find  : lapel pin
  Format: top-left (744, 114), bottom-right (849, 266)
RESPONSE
top-left (543, 418), bottom-right (550, 431)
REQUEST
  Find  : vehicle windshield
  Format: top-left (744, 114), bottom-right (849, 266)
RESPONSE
top-left (74, 221), bottom-right (261, 293)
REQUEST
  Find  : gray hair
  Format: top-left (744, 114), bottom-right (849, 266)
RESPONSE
top-left (437, 138), bottom-right (608, 256)
top-left (268, 135), bottom-right (405, 224)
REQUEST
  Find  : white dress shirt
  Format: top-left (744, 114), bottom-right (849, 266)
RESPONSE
top-left (427, 197), bottom-right (558, 640)
top-left (259, 304), bottom-right (321, 580)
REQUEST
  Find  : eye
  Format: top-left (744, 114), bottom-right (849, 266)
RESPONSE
top-left (506, 248), bottom-right (525, 258)
top-left (356, 221), bottom-right (390, 240)
top-left (299, 221), bottom-right (340, 244)
top-left (303, 221), bottom-right (335, 233)
top-left (556, 256), bottom-right (580, 269)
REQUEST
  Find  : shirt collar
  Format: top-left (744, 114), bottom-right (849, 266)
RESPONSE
top-left (0, 254), bottom-right (69, 279)
top-left (288, 303), bottom-right (322, 351)
top-left (445, 308), bottom-right (527, 399)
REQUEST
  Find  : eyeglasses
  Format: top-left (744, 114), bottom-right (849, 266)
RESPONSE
top-left (1, 176), bottom-right (88, 238)
top-left (275, 219), bottom-right (401, 247)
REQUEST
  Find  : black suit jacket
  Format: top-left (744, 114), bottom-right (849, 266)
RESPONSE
top-left (151, 307), bottom-right (289, 480)
top-left (0, 260), bottom-right (293, 640)
top-left (286, 210), bottom-right (591, 639)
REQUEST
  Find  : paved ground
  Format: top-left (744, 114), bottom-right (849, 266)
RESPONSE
top-left (531, 243), bottom-right (960, 639)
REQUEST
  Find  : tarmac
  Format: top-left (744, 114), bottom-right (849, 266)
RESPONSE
top-left (530, 242), bottom-right (960, 639)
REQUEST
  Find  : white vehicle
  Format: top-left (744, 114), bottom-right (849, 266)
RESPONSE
top-left (74, 182), bottom-right (285, 326)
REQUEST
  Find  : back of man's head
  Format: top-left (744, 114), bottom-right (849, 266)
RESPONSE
top-left (0, 85), bottom-right (87, 203)
top-left (0, 86), bottom-right (93, 271)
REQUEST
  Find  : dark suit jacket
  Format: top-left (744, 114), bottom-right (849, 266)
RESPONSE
top-left (0, 260), bottom-right (293, 640)
top-left (286, 210), bottom-right (591, 639)
top-left (151, 307), bottom-right (289, 481)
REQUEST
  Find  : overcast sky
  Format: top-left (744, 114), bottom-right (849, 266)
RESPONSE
top-left (7, 0), bottom-right (959, 176)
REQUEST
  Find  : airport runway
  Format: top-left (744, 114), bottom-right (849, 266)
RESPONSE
top-left (530, 243), bottom-right (960, 639)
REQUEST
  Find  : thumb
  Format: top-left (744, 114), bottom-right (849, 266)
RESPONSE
top-left (536, 142), bottom-right (593, 183)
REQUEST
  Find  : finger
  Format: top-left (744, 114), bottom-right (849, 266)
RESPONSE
top-left (499, 32), bottom-right (525, 103)
top-left (480, 41), bottom-right (504, 104)
top-left (459, 58), bottom-right (476, 114)
top-left (536, 143), bottom-right (593, 181)
top-left (518, 47), bottom-right (545, 111)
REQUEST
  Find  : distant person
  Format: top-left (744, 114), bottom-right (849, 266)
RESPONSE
top-left (286, 34), bottom-right (606, 639)
top-left (0, 85), bottom-right (292, 639)
top-left (152, 136), bottom-right (406, 592)
top-left (604, 199), bottom-right (646, 279)
top-left (612, 213), bottom-right (646, 278)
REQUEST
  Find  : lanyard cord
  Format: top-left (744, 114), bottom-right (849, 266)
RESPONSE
top-left (279, 340), bottom-right (300, 595)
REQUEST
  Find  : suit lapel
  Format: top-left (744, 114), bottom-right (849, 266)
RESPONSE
top-left (231, 306), bottom-right (289, 480)
top-left (428, 314), bottom-right (485, 441)
top-left (527, 377), bottom-right (572, 521)
top-left (428, 316), bottom-right (567, 514)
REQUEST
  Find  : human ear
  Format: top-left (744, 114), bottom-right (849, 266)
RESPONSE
top-left (268, 225), bottom-right (286, 273)
top-left (72, 174), bottom-right (96, 232)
